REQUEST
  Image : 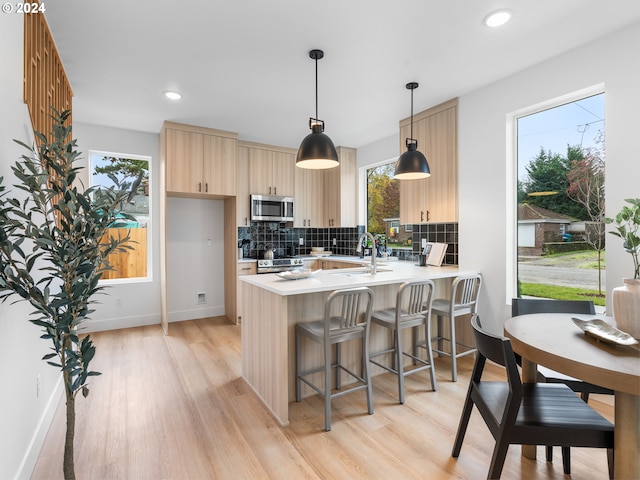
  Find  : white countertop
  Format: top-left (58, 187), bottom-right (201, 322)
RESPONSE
top-left (240, 258), bottom-right (470, 296)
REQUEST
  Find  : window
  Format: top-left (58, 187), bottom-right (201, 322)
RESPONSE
top-left (90, 150), bottom-right (151, 282)
top-left (514, 91), bottom-right (605, 306)
top-left (365, 161), bottom-right (406, 246)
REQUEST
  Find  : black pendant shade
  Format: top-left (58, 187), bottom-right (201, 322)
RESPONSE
top-left (296, 50), bottom-right (339, 169)
top-left (296, 120), bottom-right (339, 169)
top-left (394, 82), bottom-right (431, 179)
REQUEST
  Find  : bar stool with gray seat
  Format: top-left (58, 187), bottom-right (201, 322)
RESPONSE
top-left (369, 279), bottom-right (437, 404)
top-left (295, 287), bottom-right (375, 431)
top-left (422, 274), bottom-right (482, 382)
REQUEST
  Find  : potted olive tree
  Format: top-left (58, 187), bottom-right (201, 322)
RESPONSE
top-left (605, 198), bottom-right (640, 338)
top-left (0, 110), bottom-right (133, 479)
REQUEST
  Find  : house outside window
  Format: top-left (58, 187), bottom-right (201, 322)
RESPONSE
top-left (514, 90), bottom-right (605, 305)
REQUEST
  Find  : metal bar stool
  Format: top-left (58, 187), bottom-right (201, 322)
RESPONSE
top-left (420, 274), bottom-right (482, 382)
top-left (295, 287), bottom-right (375, 431)
top-left (369, 279), bottom-right (437, 404)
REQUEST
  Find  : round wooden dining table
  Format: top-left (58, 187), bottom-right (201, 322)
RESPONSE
top-left (504, 313), bottom-right (640, 480)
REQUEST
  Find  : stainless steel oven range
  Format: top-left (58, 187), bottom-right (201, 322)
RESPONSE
top-left (256, 257), bottom-right (304, 274)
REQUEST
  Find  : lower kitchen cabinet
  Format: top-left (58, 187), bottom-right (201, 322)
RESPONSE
top-left (236, 261), bottom-right (257, 323)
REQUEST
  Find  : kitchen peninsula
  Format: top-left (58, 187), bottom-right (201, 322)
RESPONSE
top-left (240, 258), bottom-right (478, 425)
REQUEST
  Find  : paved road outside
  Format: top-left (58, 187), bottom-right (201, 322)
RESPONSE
top-left (518, 254), bottom-right (605, 292)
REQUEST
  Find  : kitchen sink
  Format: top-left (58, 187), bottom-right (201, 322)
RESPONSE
top-left (328, 267), bottom-right (393, 276)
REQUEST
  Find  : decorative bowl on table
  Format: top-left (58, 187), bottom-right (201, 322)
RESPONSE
top-left (311, 247), bottom-right (324, 252)
top-left (275, 268), bottom-right (321, 280)
top-left (571, 317), bottom-right (638, 346)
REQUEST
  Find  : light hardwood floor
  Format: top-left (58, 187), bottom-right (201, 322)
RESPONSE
top-left (32, 317), bottom-right (614, 479)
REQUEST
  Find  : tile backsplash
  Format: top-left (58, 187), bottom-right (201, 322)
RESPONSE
top-left (238, 222), bottom-right (458, 265)
top-left (238, 223), bottom-right (364, 258)
top-left (411, 222), bottom-right (458, 265)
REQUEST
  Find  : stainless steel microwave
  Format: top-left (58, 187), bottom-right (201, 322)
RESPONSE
top-left (250, 194), bottom-right (294, 222)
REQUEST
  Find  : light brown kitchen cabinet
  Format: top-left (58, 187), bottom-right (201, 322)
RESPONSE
top-left (164, 122), bottom-right (237, 197)
top-left (294, 166), bottom-right (324, 227)
top-left (303, 259), bottom-right (320, 270)
top-left (321, 259), bottom-right (365, 269)
top-left (236, 261), bottom-right (257, 323)
top-left (323, 146), bottom-right (357, 227)
top-left (247, 142), bottom-right (295, 197)
top-left (236, 144), bottom-right (250, 226)
top-left (398, 98), bottom-right (458, 224)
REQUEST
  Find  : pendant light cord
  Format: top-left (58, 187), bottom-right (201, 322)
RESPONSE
top-left (315, 55), bottom-right (319, 121)
top-left (410, 86), bottom-right (414, 140)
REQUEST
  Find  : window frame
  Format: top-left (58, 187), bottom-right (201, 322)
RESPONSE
top-left (506, 84), bottom-right (605, 302)
top-left (89, 149), bottom-right (153, 285)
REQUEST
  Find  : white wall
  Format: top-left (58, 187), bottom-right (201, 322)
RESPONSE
top-left (354, 22), bottom-right (640, 334)
top-left (457, 21), bottom-right (640, 333)
top-left (72, 122), bottom-right (164, 331)
top-left (166, 197), bottom-right (226, 321)
top-left (0, 15), bottom-right (63, 480)
top-left (72, 123), bottom-right (227, 327)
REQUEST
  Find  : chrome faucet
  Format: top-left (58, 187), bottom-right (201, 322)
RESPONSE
top-left (356, 232), bottom-right (377, 275)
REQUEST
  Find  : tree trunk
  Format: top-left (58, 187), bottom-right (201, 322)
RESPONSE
top-left (63, 387), bottom-right (76, 480)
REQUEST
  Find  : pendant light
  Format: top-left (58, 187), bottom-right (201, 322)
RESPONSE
top-left (296, 49), bottom-right (339, 169)
top-left (394, 82), bottom-right (431, 179)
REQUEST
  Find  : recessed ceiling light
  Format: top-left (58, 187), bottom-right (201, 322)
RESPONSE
top-left (484, 9), bottom-right (512, 27)
top-left (163, 90), bottom-right (182, 100)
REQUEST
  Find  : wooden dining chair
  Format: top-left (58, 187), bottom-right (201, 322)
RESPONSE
top-left (452, 315), bottom-right (614, 480)
top-left (511, 298), bottom-right (614, 473)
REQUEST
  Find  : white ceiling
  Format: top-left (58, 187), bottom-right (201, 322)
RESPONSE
top-left (44, 0), bottom-right (640, 150)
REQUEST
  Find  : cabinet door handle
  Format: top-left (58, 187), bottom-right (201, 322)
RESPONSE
top-left (198, 182), bottom-right (202, 193)
top-left (244, 217), bottom-right (248, 226)
top-left (426, 210), bottom-right (430, 222)
top-left (420, 210), bottom-right (424, 222)
top-left (205, 183), bottom-right (209, 193)
top-left (269, 186), bottom-right (272, 195)
top-left (274, 187), bottom-right (277, 195)
top-left (241, 267), bottom-right (252, 271)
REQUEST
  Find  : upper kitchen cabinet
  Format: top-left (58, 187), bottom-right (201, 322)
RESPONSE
top-left (162, 121), bottom-right (237, 197)
top-left (398, 98), bottom-right (458, 224)
top-left (236, 143), bottom-right (250, 226)
top-left (294, 166), bottom-right (324, 227)
top-left (246, 142), bottom-right (296, 197)
top-left (323, 146), bottom-right (357, 227)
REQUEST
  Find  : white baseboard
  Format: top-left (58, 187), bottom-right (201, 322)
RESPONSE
top-left (168, 305), bottom-right (226, 323)
top-left (82, 306), bottom-right (226, 334)
top-left (15, 377), bottom-right (63, 480)
top-left (84, 313), bottom-right (161, 333)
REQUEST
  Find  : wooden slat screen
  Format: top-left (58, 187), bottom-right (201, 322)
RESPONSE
top-left (23, 8), bottom-right (73, 141)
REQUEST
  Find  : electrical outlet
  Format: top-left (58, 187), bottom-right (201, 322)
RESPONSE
top-left (197, 292), bottom-right (206, 304)
top-left (422, 239), bottom-right (427, 248)
top-left (298, 237), bottom-right (304, 246)
top-left (332, 238), bottom-right (336, 246)
top-left (116, 297), bottom-right (123, 307)
top-left (207, 239), bottom-right (212, 247)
